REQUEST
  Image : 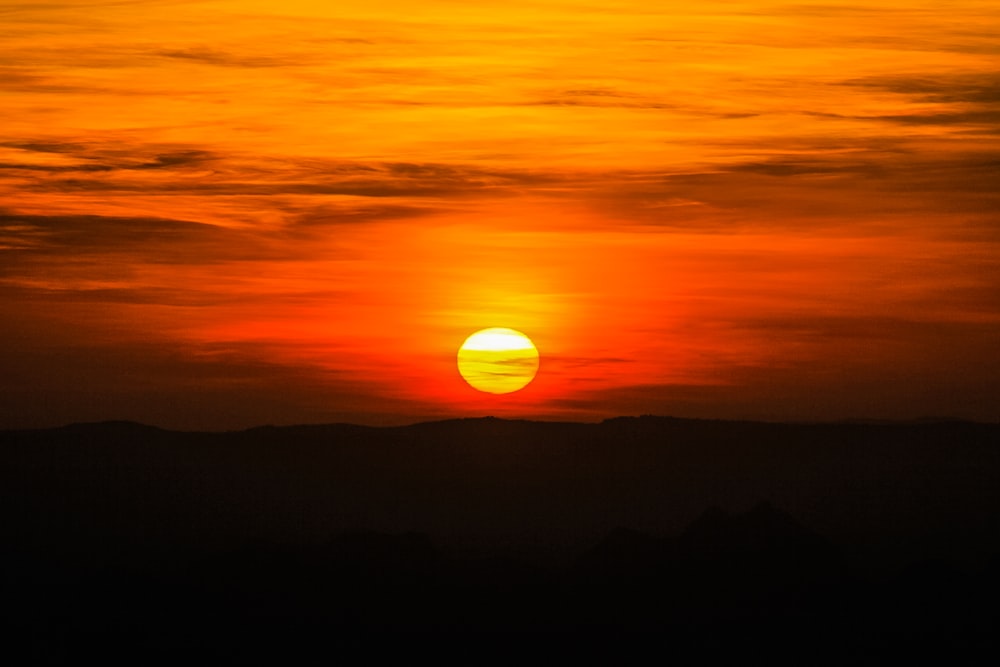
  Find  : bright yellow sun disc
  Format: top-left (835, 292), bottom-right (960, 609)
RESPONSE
top-left (457, 328), bottom-right (539, 394)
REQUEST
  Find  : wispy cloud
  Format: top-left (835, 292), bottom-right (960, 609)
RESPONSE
top-left (0, 211), bottom-right (280, 264)
top-left (1, 0), bottom-right (999, 426)
top-left (154, 47), bottom-right (304, 68)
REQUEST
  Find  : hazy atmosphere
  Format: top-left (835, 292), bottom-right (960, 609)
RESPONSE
top-left (3, 0), bottom-right (999, 428)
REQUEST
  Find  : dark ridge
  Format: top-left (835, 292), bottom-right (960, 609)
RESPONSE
top-left (241, 422), bottom-right (380, 437)
top-left (1, 416), bottom-right (999, 660)
top-left (396, 415), bottom-right (591, 430)
top-left (54, 420), bottom-right (167, 434)
top-left (601, 414), bottom-right (723, 425)
top-left (3, 413), bottom-right (998, 436)
top-left (832, 416), bottom-right (979, 425)
top-left (578, 503), bottom-right (843, 574)
top-left (1, 415), bottom-right (998, 569)
top-left (678, 501), bottom-right (838, 561)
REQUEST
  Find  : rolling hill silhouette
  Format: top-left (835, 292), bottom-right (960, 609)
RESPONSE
top-left (1, 416), bottom-right (998, 660)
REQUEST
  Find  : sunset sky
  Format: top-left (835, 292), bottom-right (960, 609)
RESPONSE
top-left (2, 0), bottom-right (998, 429)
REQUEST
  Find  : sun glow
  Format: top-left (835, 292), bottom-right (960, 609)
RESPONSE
top-left (457, 328), bottom-right (539, 394)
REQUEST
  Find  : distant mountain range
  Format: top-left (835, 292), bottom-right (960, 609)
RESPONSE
top-left (3, 415), bottom-right (998, 564)
top-left (2, 416), bottom-right (999, 659)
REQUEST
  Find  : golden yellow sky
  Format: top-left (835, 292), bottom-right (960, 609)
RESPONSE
top-left (2, 1), bottom-right (999, 428)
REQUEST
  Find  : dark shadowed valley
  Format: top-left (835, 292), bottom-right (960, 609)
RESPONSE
top-left (2, 416), bottom-right (998, 661)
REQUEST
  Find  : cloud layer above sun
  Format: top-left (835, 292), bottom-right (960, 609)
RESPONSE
top-left (2, 1), bottom-right (998, 428)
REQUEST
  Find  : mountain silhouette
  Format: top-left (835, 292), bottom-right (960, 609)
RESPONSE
top-left (679, 502), bottom-right (836, 559)
top-left (1, 416), bottom-right (998, 660)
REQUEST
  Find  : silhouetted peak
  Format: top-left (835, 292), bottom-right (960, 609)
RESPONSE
top-left (679, 503), bottom-right (834, 561)
top-left (683, 506), bottom-right (733, 534)
top-left (680, 506), bottom-right (734, 545)
top-left (744, 500), bottom-right (795, 527)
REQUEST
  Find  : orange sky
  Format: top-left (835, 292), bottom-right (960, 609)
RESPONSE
top-left (2, 0), bottom-right (999, 428)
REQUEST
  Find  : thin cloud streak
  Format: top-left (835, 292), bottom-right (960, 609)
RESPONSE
top-left (1, 1), bottom-right (998, 427)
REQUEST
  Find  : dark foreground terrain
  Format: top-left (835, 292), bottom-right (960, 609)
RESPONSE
top-left (2, 416), bottom-right (998, 662)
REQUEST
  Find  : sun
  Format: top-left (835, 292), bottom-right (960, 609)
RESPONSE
top-left (457, 328), bottom-right (539, 394)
